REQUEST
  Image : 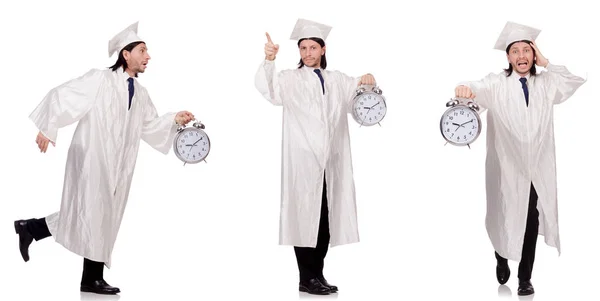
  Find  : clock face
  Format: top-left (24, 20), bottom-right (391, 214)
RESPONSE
top-left (174, 128), bottom-right (210, 163)
top-left (440, 105), bottom-right (481, 145)
top-left (352, 92), bottom-right (387, 126)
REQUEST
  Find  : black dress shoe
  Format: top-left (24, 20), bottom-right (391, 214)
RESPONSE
top-left (318, 276), bottom-right (338, 292)
top-left (299, 278), bottom-right (330, 295)
top-left (518, 280), bottom-right (534, 296)
top-left (14, 220), bottom-right (34, 262)
top-left (496, 261), bottom-right (510, 285)
top-left (80, 280), bottom-right (120, 295)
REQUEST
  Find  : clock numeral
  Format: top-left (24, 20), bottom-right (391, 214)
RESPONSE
top-left (460, 111), bottom-right (464, 115)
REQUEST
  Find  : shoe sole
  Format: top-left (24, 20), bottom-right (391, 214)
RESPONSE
top-left (518, 291), bottom-right (534, 296)
top-left (299, 287), bottom-right (330, 295)
top-left (80, 287), bottom-right (120, 295)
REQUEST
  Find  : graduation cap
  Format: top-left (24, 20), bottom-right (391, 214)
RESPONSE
top-left (493, 21), bottom-right (541, 51)
top-left (108, 21), bottom-right (143, 57)
top-left (289, 18), bottom-right (332, 41)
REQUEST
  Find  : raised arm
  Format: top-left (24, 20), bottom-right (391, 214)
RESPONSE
top-left (532, 41), bottom-right (585, 105)
top-left (254, 32), bottom-right (285, 106)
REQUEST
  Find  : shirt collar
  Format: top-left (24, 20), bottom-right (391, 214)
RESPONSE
top-left (116, 66), bottom-right (135, 82)
top-left (511, 69), bottom-right (531, 81)
top-left (302, 65), bottom-right (323, 73)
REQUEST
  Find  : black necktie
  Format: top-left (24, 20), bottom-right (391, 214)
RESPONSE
top-left (127, 77), bottom-right (134, 110)
top-left (519, 77), bottom-right (529, 107)
top-left (314, 69), bottom-right (324, 94)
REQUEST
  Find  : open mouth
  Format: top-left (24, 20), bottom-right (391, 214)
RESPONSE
top-left (517, 62), bottom-right (528, 67)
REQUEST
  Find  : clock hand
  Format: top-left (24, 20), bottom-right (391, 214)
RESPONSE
top-left (370, 101), bottom-right (380, 109)
top-left (460, 119), bottom-right (474, 126)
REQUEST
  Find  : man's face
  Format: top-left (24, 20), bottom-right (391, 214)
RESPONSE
top-left (507, 41), bottom-right (534, 76)
top-left (124, 43), bottom-right (151, 74)
top-left (299, 39), bottom-right (325, 68)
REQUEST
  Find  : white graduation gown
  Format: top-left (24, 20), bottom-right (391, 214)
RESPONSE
top-left (460, 63), bottom-right (586, 261)
top-left (29, 67), bottom-right (178, 267)
top-left (254, 60), bottom-right (361, 247)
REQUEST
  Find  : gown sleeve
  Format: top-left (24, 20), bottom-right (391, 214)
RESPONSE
top-left (28, 69), bottom-right (104, 143)
top-left (457, 72), bottom-right (502, 113)
top-left (140, 93), bottom-right (178, 155)
top-left (254, 60), bottom-right (286, 106)
top-left (542, 63), bottom-right (586, 105)
top-left (339, 72), bottom-right (361, 113)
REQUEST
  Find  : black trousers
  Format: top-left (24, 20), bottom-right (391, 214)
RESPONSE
top-left (24, 217), bottom-right (105, 284)
top-left (495, 183), bottom-right (539, 281)
top-left (294, 176), bottom-right (330, 283)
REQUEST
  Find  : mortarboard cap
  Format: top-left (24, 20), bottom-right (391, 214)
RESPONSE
top-left (108, 21), bottom-right (143, 57)
top-left (493, 21), bottom-right (541, 51)
top-left (289, 18), bottom-right (332, 41)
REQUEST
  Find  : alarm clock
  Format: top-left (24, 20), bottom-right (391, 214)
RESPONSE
top-left (173, 119), bottom-right (211, 165)
top-left (440, 98), bottom-right (481, 148)
top-left (351, 85), bottom-right (387, 126)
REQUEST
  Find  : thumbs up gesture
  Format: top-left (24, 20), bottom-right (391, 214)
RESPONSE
top-left (264, 32), bottom-right (279, 61)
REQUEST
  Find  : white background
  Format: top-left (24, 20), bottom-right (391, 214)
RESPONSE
top-left (1, 0), bottom-right (598, 300)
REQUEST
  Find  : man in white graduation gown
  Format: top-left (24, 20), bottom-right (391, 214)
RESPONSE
top-left (14, 21), bottom-right (195, 295)
top-left (254, 18), bottom-right (377, 295)
top-left (455, 21), bottom-right (586, 296)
